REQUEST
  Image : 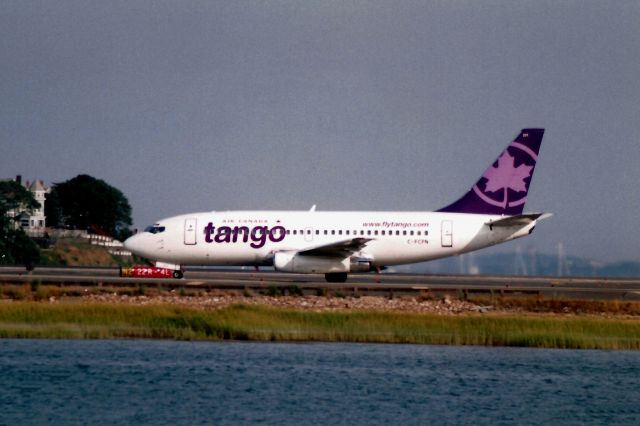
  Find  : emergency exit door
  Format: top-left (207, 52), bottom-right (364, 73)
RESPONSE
top-left (184, 218), bottom-right (197, 245)
top-left (304, 227), bottom-right (314, 243)
top-left (441, 220), bottom-right (453, 247)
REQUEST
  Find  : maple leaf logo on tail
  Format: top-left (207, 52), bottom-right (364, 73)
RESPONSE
top-left (484, 152), bottom-right (533, 193)
top-left (438, 128), bottom-right (544, 215)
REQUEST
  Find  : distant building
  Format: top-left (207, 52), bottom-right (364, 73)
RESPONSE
top-left (2, 175), bottom-right (50, 236)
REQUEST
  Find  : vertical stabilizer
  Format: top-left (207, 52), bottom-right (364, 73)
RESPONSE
top-left (438, 128), bottom-right (544, 215)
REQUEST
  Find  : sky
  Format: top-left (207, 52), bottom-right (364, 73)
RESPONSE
top-left (1, 1), bottom-right (639, 263)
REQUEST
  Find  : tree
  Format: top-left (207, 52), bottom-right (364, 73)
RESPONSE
top-left (0, 180), bottom-right (41, 268)
top-left (0, 180), bottom-right (40, 218)
top-left (46, 175), bottom-right (133, 241)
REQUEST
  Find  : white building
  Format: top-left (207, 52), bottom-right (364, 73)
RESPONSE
top-left (24, 179), bottom-right (49, 234)
top-left (3, 175), bottom-right (50, 236)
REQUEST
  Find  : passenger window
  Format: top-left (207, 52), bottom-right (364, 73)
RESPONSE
top-left (315, 230), bottom-right (319, 235)
top-left (324, 230), bottom-right (328, 235)
top-left (374, 230), bottom-right (378, 235)
top-left (367, 230), bottom-right (371, 235)
top-left (410, 230), bottom-right (414, 236)
top-left (338, 230), bottom-right (342, 235)
top-left (381, 230), bottom-right (385, 235)
top-left (403, 230), bottom-right (407, 235)
top-left (396, 230), bottom-right (400, 236)
top-left (346, 230), bottom-right (350, 235)
top-left (331, 230), bottom-right (335, 235)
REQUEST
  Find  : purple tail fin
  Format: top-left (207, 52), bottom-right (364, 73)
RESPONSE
top-left (438, 128), bottom-right (545, 215)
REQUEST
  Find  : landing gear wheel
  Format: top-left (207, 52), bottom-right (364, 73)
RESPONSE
top-left (172, 270), bottom-right (183, 279)
top-left (325, 272), bottom-right (348, 283)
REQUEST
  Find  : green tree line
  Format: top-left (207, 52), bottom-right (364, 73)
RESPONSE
top-left (1, 175), bottom-right (133, 269)
top-left (46, 174), bottom-right (133, 241)
top-left (0, 180), bottom-right (41, 269)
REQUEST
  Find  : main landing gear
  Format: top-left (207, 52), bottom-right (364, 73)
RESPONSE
top-left (324, 272), bottom-right (348, 283)
top-left (324, 266), bottom-right (385, 283)
top-left (172, 270), bottom-right (184, 279)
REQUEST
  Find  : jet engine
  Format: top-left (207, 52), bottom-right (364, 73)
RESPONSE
top-left (273, 252), bottom-right (371, 274)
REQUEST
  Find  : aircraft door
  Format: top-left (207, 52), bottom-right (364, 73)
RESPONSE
top-left (184, 218), bottom-right (197, 245)
top-left (304, 227), bottom-right (313, 243)
top-left (441, 220), bottom-right (453, 247)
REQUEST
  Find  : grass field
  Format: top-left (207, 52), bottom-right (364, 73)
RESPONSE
top-left (1, 302), bottom-right (639, 350)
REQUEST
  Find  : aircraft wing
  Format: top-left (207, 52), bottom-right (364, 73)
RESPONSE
top-left (297, 237), bottom-right (373, 257)
top-left (486, 213), bottom-right (552, 227)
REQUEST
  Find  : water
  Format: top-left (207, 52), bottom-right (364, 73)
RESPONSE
top-left (0, 340), bottom-right (639, 425)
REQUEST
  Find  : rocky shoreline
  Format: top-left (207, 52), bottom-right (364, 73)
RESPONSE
top-left (73, 291), bottom-right (640, 318)
top-left (81, 292), bottom-right (492, 314)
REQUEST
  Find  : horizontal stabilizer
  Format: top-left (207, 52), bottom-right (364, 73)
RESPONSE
top-left (486, 213), bottom-right (552, 228)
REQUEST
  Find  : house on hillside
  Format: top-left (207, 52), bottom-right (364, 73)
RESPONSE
top-left (2, 175), bottom-right (50, 236)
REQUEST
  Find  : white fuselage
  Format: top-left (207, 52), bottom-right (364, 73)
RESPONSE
top-left (124, 210), bottom-right (536, 270)
top-left (123, 128), bottom-right (547, 280)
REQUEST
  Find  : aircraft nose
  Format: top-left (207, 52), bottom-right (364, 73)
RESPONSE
top-left (123, 234), bottom-right (146, 256)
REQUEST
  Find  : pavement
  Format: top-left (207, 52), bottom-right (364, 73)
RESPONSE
top-left (1, 266), bottom-right (640, 300)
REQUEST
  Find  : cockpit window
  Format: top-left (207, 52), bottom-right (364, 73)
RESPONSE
top-left (144, 225), bottom-right (166, 234)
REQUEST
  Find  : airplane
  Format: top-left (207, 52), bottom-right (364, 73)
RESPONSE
top-left (124, 128), bottom-right (549, 282)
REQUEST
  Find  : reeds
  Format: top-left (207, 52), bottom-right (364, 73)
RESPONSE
top-left (0, 302), bottom-right (639, 350)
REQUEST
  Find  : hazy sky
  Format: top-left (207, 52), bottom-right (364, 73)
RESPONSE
top-left (2, 1), bottom-right (639, 262)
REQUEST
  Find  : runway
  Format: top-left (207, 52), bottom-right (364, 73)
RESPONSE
top-left (1, 266), bottom-right (639, 300)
